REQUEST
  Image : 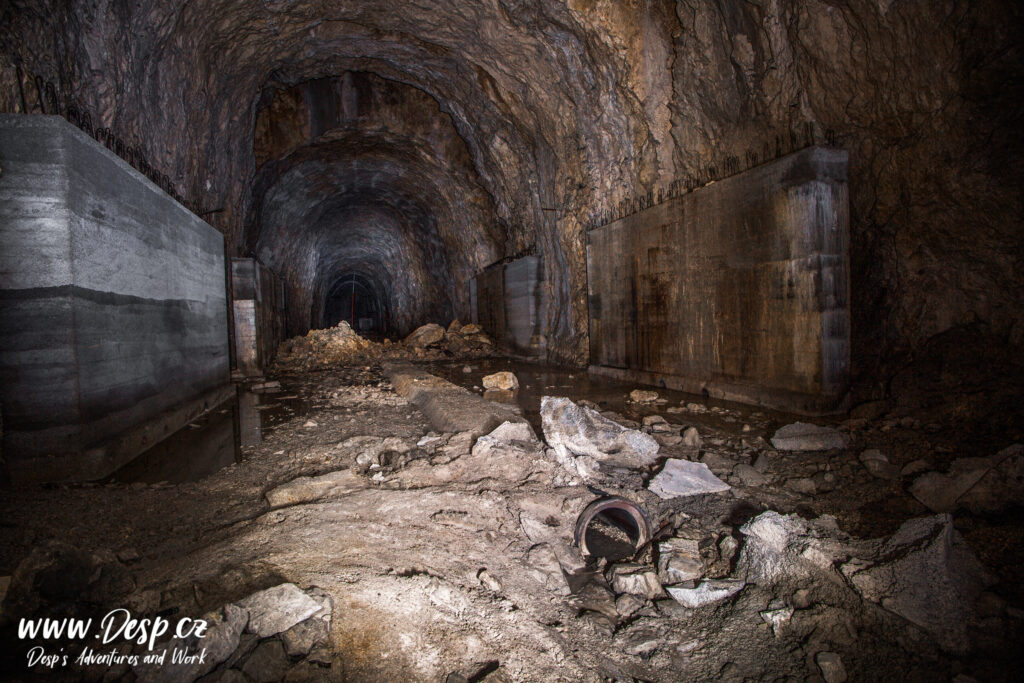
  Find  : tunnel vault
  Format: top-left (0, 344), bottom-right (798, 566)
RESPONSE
top-left (244, 73), bottom-right (504, 338)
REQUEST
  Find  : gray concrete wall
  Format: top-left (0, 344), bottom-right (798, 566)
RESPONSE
top-left (473, 255), bottom-right (547, 357)
top-left (0, 115), bottom-right (230, 483)
top-left (587, 147), bottom-right (850, 414)
top-left (231, 257), bottom-right (286, 379)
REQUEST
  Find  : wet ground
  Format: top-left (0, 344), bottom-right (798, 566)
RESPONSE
top-left (1, 350), bottom-right (1022, 681)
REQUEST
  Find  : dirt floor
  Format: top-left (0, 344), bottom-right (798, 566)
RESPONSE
top-left (1, 335), bottom-right (1023, 681)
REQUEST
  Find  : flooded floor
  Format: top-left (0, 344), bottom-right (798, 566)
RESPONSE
top-left (422, 357), bottom-right (798, 436)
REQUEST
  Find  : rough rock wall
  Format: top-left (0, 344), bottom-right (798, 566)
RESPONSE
top-left (1, 0), bottom-right (1021, 383)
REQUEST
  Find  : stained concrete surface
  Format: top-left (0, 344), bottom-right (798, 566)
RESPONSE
top-left (587, 147), bottom-right (849, 415)
top-left (0, 115), bottom-right (229, 484)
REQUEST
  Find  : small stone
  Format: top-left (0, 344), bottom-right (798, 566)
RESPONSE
top-left (771, 422), bottom-right (849, 451)
top-left (462, 365), bottom-right (472, 373)
top-left (642, 415), bottom-right (668, 427)
top-left (792, 588), bottom-right (813, 609)
top-left (629, 389), bottom-right (659, 403)
top-left (681, 427), bottom-right (701, 448)
top-left (405, 323), bottom-right (445, 347)
top-left (482, 371), bottom-right (519, 391)
top-left (302, 420), bottom-right (318, 428)
top-left (901, 458), bottom-right (932, 477)
top-left (486, 420), bottom-right (537, 444)
top-left (760, 605), bottom-right (794, 634)
top-left (815, 651), bottom-right (847, 683)
top-left (859, 449), bottom-right (897, 479)
top-left (733, 463), bottom-right (769, 487)
top-left (117, 548), bottom-right (140, 563)
top-left (718, 535), bottom-right (739, 563)
top-left (610, 564), bottom-right (664, 599)
top-left (477, 569), bottom-right (502, 592)
top-left (785, 477), bottom-right (817, 495)
top-left (615, 593), bottom-right (645, 619)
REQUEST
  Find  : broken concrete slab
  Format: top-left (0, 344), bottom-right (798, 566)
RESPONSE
top-left (647, 459), bottom-right (730, 499)
top-left (386, 363), bottom-right (527, 437)
top-left (665, 579), bottom-right (745, 608)
top-left (540, 396), bottom-right (659, 480)
top-left (770, 422), bottom-right (849, 451)
top-left (235, 583), bottom-right (324, 638)
top-left (265, 469), bottom-right (365, 508)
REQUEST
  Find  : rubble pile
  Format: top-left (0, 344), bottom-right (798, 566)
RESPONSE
top-left (271, 320), bottom-right (496, 371)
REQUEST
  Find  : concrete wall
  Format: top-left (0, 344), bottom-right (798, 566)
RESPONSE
top-left (231, 257), bottom-right (285, 379)
top-left (0, 115), bottom-right (230, 483)
top-left (587, 147), bottom-right (850, 414)
top-left (474, 255), bottom-right (547, 357)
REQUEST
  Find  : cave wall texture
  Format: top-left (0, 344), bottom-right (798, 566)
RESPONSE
top-left (2, 0), bottom-right (1021, 390)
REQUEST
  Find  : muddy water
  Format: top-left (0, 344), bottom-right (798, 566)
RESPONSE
top-left (111, 384), bottom-right (307, 483)
top-left (421, 357), bottom-right (798, 436)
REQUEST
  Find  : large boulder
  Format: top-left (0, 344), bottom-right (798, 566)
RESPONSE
top-left (404, 323), bottom-right (445, 348)
top-left (540, 396), bottom-right (659, 480)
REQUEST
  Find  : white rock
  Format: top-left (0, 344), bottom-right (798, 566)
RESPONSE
top-left (540, 396), bottom-right (659, 480)
top-left (770, 422), bottom-right (849, 451)
top-left (235, 583), bottom-right (324, 638)
top-left (665, 579), bottom-right (745, 608)
top-left (648, 459), bottom-right (730, 499)
top-left (759, 605), bottom-right (794, 634)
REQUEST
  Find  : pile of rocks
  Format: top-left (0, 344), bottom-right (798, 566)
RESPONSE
top-left (273, 321), bottom-right (381, 370)
top-left (272, 319), bottom-right (496, 371)
top-left (401, 320), bottom-right (494, 357)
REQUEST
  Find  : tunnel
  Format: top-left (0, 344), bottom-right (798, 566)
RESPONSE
top-left (322, 271), bottom-right (388, 335)
top-left (1, 1), bottom-right (1023, 680)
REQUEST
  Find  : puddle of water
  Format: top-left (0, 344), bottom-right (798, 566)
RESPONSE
top-left (111, 383), bottom-right (307, 483)
top-left (421, 358), bottom-right (796, 436)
